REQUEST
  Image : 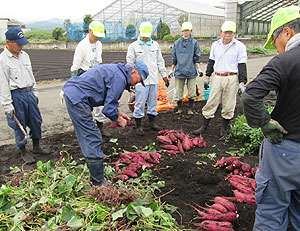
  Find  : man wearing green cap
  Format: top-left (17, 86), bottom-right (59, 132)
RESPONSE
top-left (193, 21), bottom-right (247, 137)
top-left (242, 6), bottom-right (300, 230)
top-left (70, 21), bottom-right (111, 137)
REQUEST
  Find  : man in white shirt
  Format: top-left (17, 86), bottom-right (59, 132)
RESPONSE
top-left (70, 21), bottom-right (111, 137)
top-left (193, 21), bottom-right (248, 137)
top-left (0, 27), bottom-right (48, 164)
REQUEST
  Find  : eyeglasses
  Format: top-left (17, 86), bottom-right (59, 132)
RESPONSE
top-left (271, 30), bottom-right (282, 47)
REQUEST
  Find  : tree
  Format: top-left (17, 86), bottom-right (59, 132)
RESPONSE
top-left (178, 13), bottom-right (188, 26)
top-left (83, 14), bottom-right (93, 33)
top-left (52, 27), bottom-right (64, 40)
top-left (157, 19), bottom-right (170, 40)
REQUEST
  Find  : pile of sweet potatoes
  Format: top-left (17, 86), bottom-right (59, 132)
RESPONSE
top-left (188, 196), bottom-right (239, 231)
top-left (215, 156), bottom-right (258, 178)
top-left (114, 151), bottom-right (162, 181)
top-left (157, 129), bottom-right (206, 155)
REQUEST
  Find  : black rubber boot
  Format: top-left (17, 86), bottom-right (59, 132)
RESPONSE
top-left (220, 118), bottom-right (231, 137)
top-left (193, 117), bottom-right (210, 135)
top-left (32, 139), bottom-right (49, 155)
top-left (19, 146), bottom-right (35, 164)
top-left (176, 100), bottom-right (183, 114)
top-left (96, 121), bottom-right (112, 138)
top-left (86, 158), bottom-right (108, 186)
top-left (148, 114), bottom-right (160, 130)
top-left (135, 118), bottom-right (144, 136)
top-left (187, 99), bottom-right (194, 115)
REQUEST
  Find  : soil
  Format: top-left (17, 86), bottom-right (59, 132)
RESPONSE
top-left (0, 97), bottom-right (259, 231)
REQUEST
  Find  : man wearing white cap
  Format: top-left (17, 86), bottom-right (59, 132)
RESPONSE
top-left (70, 21), bottom-right (111, 137)
top-left (126, 21), bottom-right (168, 136)
top-left (193, 21), bottom-right (248, 137)
top-left (169, 21), bottom-right (202, 115)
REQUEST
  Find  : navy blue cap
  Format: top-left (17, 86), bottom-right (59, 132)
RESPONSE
top-left (5, 27), bottom-right (29, 45)
top-left (134, 61), bottom-right (149, 87)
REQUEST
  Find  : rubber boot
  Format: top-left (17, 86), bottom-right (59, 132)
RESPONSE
top-left (193, 117), bottom-right (210, 135)
top-left (220, 118), bottom-right (231, 137)
top-left (148, 114), bottom-right (160, 130)
top-left (19, 146), bottom-right (35, 164)
top-left (86, 158), bottom-right (108, 186)
top-left (96, 121), bottom-right (112, 138)
top-left (176, 100), bottom-right (183, 114)
top-left (32, 139), bottom-right (49, 155)
top-left (135, 118), bottom-right (144, 136)
top-left (187, 99), bottom-right (194, 115)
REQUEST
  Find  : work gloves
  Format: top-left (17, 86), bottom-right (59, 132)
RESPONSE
top-left (197, 68), bottom-right (203, 77)
top-left (5, 109), bottom-right (15, 118)
top-left (261, 119), bottom-right (288, 144)
top-left (238, 83), bottom-right (245, 95)
top-left (204, 77), bottom-right (210, 90)
top-left (168, 69), bottom-right (174, 78)
top-left (60, 90), bottom-right (65, 104)
top-left (163, 77), bottom-right (170, 87)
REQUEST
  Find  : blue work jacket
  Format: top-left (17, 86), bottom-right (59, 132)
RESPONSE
top-left (63, 63), bottom-right (131, 121)
top-left (171, 35), bottom-right (201, 79)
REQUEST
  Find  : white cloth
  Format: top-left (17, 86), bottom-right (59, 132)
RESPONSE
top-left (126, 40), bottom-right (167, 86)
top-left (70, 35), bottom-right (102, 72)
top-left (209, 38), bottom-right (247, 73)
top-left (0, 47), bottom-right (38, 112)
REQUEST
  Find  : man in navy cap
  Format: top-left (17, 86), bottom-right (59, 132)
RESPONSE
top-left (61, 61), bottom-right (149, 186)
top-left (0, 27), bottom-right (48, 164)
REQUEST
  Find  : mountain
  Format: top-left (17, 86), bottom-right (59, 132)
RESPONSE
top-left (26, 18), bottom-right (64, 31)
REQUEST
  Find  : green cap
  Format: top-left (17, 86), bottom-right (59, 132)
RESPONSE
top-left (265, 6), bottom-right (300, 49)
top-left (89, 21), bottom-right (105, 38)
top-left (221, 21), bottom-right (236, 32)
top-left (139, 22), bottom-right (153, 37)
top-left (182, 22), bottom-right (193, 31)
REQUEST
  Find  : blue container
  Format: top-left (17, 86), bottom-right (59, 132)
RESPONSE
top-left (204, 86), bottom-right (211, 100)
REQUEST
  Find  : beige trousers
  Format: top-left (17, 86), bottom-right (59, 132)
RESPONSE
top-left (202, 74), bottom-right (239, 120)
top-left (175, 77), bottom-right (197, 101)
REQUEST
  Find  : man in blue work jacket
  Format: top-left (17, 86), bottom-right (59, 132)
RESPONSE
top-left (61, 61), bottom-right (149, 186)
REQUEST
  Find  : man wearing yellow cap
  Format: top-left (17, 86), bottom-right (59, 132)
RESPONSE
top-left (169, 21), bottom-right (202, 115)
top-left (242, 6), bottom-right (300, 230)
top-left (70, 21), bottom-right (111, 137)
top-left (126, 21), bottom-right (168, 136)
top-left (193, 21), bottom-right (247, 137)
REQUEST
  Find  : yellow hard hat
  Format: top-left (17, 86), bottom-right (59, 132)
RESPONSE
top-left (264, 6), bottom-right (300, 49)
top-left (139, 22), bottom-right (153, 37)
top-left (221, 21), bottom-right (236, 32)
top-left (182, 22), bottom-right (192, 31)
top-left (89, 21), bottom-right (105, 38)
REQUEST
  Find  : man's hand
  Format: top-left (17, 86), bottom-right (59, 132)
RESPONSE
top-left (238, 83), bottom-right (245, 95)
top-left (118, 112), bottom-right (130, 121)
top-left (5, 109), bottom-right (15, 118)
top-left (163, 77), bottom-right (170, 87)
top-left (204, 77), bottom-right (210, 90)
top-left (35, 96), bottom-right (39, 105)
top-left (261, 119), bottom-right (288, 144)
top-left (116, 116), bottom-right (127, 128)
top-left (60, 90), bottom-right (64, 104)
top-left (168, 69), bottom-right (174, 78)
top-left (197, 68), bottom-right (203, 77)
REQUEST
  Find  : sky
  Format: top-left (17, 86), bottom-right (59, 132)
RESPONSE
top-left (1, 0), bottom-right (224, 23)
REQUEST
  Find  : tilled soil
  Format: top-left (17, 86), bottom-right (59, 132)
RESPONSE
top-left (0, 98), bottom-right (259, 231)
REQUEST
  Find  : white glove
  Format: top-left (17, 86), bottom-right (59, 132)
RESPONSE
top-left (60, 90), bottom-right (65, 104)
top-left (238, 83), bottom-right (245, 95)
top-left (197, 68), bottom-right (203, 77)
top-left (168, 69), bottom-right (174, 78)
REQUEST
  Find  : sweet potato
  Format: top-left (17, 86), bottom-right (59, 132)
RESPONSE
top-left (215, 157), bottom-right (225, 168)
top-left (233, 168), bottom-right (240, 175)
top-left (200, 220), bottom-right (233, 228)
top-left (158, 129), bottom-right (168, 135)
top-left (168, 133), bottom-right (178, 144)
top-left (108, 121), bottom-right (133, 128)
top-left (225, 164), bottom-right (234, 171)
top-left (119, 153), bottom-right (131, 159)
top-left (202, 224), bottom-right (235, 231)
top-left (161, 144), bottom-right (179, 151)
top-left (206, 203), bottom-right (228, 213)
top-left (230, 181), bottom-right (255, 194)
top-left (139, 152), bottom-right (151, 161)
top-left (244, 171), bottom-right (252, 178)
top-left (166, 150), bottom-right (179, 155)
top-left (224, 157), bottom-right (241, 166)
top-left (233, 190), bottom-right (256, 205)
top-left (192, 138), bottom-right (199, 147)
top-left (201, 212), bottom-right (239, 221)
top-left (149, 152), bottom-right (161, 160)
top-left (120, 169), bottom-right (138, 178)
top-left (177, 139), bottom-right (185, 154)
top-left (157, 135), bottom-right (172, 144)
top-left (241, 163), bottom-right (251, 172)
top-left (185, 203), bottom-right (208, 217)
top-left (193, 202), bottom-right (222, 215)
top-left (232, 159), bottom-right (242, 169)
top-left (213, 197), bottom-right (237, 212)
top-left (114, 160), bottom-right (121, 171)
top-left (116, 174), bottom-right (129, 181)
top-left (202, 141), bottom-right (207, 148)
top-left (182, 135), bottom-right (192, 151)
